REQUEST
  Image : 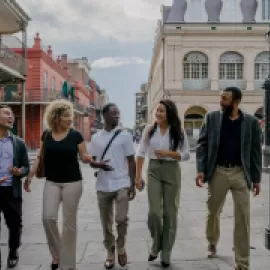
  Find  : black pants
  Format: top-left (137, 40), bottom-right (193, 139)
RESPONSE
top-left (0, 187), bottom-right (22, 251)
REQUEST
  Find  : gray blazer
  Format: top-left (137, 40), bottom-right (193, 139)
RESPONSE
top-left (196, 110), bottom-right (262, 188)
top-left (11, 135), bottom-right (30, 198)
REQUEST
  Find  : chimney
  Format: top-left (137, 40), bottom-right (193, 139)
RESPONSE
top-left (61, 54), bottom-right (68, 70)
top-left (56, 55), bottom-right (61, 65)
top-left (47, 45), bottom-right (52, 58)
top-left (33, 32), bottom-right (41, 49)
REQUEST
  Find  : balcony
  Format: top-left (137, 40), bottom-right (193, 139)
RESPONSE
top-left (183, 79), bottom-right (211, 91)
top-left (219, 80), bottom-right (246, 90)
top-left (0, 38), bottom-right (24, 83)
top-left (0, 89), bottom-right (87, 114)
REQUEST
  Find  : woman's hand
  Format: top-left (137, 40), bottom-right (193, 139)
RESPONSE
top-left (82, 154), bottom-right (93, 163)
top-left (154, 150), bottom-right (170, 159)
top-left (24, 176), bottom-right (33, 192)
top-left (135, 175), bottom-right (145, 191)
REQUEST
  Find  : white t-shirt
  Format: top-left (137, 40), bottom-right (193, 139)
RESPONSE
top-left (88, 128), bottom-right (135, 192)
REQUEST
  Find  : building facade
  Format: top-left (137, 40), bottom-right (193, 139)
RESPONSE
top-left (92, 86), bottom-right (109, 134)
top-left (135, 83), bottom-right (148, 127)
top-left (148, 0), bottom-right (266, 146)
top-left (0, 33), bottom-right (95, 148)
top-left (0, 0), bottom-right (31, 139)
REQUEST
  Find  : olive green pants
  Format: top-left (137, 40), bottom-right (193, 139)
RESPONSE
top-left (147, 159), bottom-right (181, 264)
top-left (207, 166), bottom-right (250, 269)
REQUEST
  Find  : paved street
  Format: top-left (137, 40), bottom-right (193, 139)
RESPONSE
top-left (1, 153), bottom-right (270, 269)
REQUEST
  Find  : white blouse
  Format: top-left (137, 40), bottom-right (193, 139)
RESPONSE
top-left (137, 125), bottom-right (190, 161)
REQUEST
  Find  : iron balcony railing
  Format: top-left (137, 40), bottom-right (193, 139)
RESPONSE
top-left (0, 89), bottom-right (88, 114)
top-left (0, 37), bottom-right (24, 75)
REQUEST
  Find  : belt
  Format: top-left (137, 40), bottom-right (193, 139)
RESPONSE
top-left (218, 164), bottom-right (238, 168)
top-left (150, 159), bottom-right (176, 164)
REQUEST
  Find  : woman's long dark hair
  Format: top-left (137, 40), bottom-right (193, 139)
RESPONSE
top-left (148, 99), bottom-right (184, 150)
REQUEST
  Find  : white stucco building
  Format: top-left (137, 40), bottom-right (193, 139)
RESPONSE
top-left (147, 0), bottom-right (267, 145)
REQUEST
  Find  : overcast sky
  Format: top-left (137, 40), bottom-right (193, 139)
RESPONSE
top-left (19, 0), bottom-right (173, 128)
top-left (19, 0), bottom-right (262, 127)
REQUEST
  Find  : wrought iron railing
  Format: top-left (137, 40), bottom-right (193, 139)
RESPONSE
top-left (0, 38), bottom-right (24, 74)
top-left (0, 89), bottom-right (87, 114)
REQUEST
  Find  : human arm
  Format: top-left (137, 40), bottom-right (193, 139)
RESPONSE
top-left (135, 126), bottom-right (149, 190)
top-left (195, 114), bottom-right (209, 186)
top-left (250, 118), bottom-right (262, 196)
top-left (123, 133), bottom-right (136, 199)
top-left (18, 140), bottom-right (30, 177)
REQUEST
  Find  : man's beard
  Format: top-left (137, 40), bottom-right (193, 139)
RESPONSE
top-left (222, 105), bottom-right (234, 116)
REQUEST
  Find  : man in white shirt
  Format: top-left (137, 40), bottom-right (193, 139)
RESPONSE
top-left (88, 103), bottom-right (136, 269)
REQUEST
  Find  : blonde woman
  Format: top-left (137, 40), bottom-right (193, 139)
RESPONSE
top-left (24, 99), bottom-right (92, 270)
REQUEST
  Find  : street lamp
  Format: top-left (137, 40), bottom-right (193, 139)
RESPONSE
top-left (262, 30), bottom-right (270, 250)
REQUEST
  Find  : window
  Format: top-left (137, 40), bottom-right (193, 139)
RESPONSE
top-left (43, 71), bottom-right (48, 89)
top-left (255, 52), bottom-right (270, 80)
top-left (262, 0), bottom-right (270, 21)
top-left (183, 52), bottom-right (208, 79)
top-left (52, 77), bottom-right (56, 92)
top-left (219, 52), bottom-right (243, 80)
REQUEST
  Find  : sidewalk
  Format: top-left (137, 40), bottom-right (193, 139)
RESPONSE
top-left (1, 154), bottom-right (270, 269)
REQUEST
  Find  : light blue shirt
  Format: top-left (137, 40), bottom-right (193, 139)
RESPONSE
top-left (0, 135), bottom-right (13, 186)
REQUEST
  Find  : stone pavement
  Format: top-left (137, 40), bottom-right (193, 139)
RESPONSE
top-left (1, 153), bottom-right (270, 269)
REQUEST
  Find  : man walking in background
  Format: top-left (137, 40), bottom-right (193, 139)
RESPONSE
top-left (89, 103), bottom-right (136, 269)
top-left (0, 105), bottom-right (30, 268)
top-left (195, 87), bottom-right (262, 270)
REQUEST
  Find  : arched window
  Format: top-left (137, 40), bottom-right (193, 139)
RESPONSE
top-left (255, 52), bottom-right (269, 80)
top-left (219, 52), bottom-right (243, 80)
top-left (183, 52), bottom-right (208, 79)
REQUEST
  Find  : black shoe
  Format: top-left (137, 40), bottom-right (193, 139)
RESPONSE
top-left (51, 263), bottom-right (59, 270)
top-left (161, 261), bottom-right (170, 268)
top-left (7, 250), bottom-right (19, 269)
top-left (148, 254), bottom-right (158, 261)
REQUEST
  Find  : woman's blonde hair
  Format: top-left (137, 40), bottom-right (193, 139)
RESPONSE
top-left (44, 99), bottom-right (73, 130)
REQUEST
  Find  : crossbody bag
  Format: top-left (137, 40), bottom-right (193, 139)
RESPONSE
top-left (94, 129), bottom-right (122, 177)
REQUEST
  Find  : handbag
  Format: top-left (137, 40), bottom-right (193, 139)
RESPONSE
top-left (94, 129), bottom-right (122, 177)
top-left (36, 131), bottom-right (49, 178)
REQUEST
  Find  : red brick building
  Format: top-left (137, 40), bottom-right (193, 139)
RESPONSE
top-left (0, 33), bottom-right (95, 149)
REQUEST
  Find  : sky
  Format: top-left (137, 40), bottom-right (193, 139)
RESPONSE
top-left (19, 0), bottom-right (173, 128)
top-left (19, 0), bottom-right (263, 128)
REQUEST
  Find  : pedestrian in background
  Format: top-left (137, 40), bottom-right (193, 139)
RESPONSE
top-left (196, 87), bottom-right (262, 270)
top-left (135, 99), bottom-right (190, 268)
top-left (0, 104), bottom-right (30, 269)
top-left (88, 103), bottom-right (136, 269)
top-left (24, 99), bottom-right (92, 270)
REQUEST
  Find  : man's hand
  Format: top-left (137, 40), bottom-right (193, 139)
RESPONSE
top-left (128, 186), bottom-right (136, 201)
top-left (23, 177), bottom-right (32, 193)
top-left (0, 176), bottom-right (8, 184)
top-left (10, 166), bottom-right (23, 176)
top-left (196, 172), bottom-right (205, 187)
top-left (90, 160), bottom-right (114, 171)
top-left (154, 150), bottom-right (169, 159)
top-left (252, 183), bottom-right (260, 196)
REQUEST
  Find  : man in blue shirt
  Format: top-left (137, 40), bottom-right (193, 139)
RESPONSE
top-left (0, 105), bottom-right (29, 269)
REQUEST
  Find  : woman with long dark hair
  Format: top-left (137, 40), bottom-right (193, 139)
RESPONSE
top-left (135, 99), bottom-right (190, 267)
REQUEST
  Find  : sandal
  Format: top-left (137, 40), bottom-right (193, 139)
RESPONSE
top-left (118, 252), bottom-right (127, 267)
top-left (7, 250), bottom-right (19, 268)
top-left (104, 259), bottom-right (115, 269)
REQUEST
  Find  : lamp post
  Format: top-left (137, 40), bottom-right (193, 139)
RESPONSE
top-left (262, 30), bottom-right (270, 250)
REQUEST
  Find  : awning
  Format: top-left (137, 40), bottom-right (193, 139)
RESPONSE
top-left (0, 61), bottom-right (25, 81)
